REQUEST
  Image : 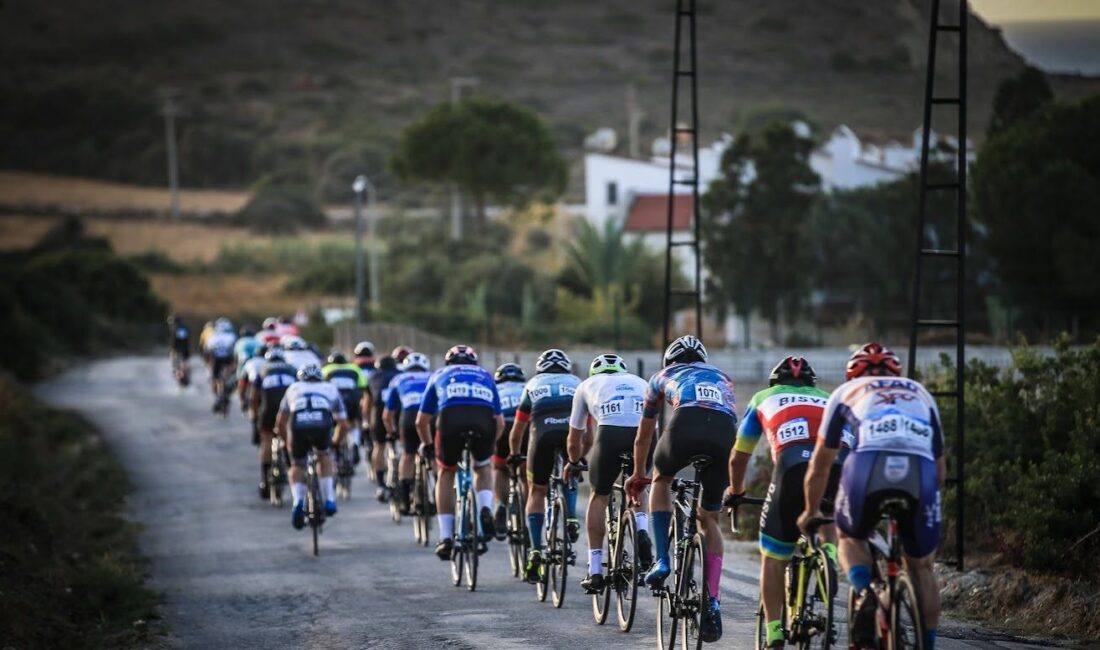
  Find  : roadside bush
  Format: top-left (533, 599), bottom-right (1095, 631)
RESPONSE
top-left (236, 184), bottom-right (326, 234)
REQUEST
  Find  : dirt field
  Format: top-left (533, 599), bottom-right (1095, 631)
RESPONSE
top-left (150, 272), bottom-right (300, 315)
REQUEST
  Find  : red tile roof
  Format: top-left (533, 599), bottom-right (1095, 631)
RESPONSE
top-left (623, 194), bottom-right (694, 232)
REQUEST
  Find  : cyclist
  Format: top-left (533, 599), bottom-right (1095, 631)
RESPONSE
top-left (726, 356), bottom-right (843, 649)
top-left (490, 362), bottom-right (526, 536)
top-left (204, 319), bottom-right (237, 410)
top-left (567, 353), bottom-right (654, 594)
top-left (507, 348), bottom-right (581, 583)
top-left (251, 346), bottom-right (296, 499)
top-left (234, 326), bottom-right (259, 378)
top-left (384, 352), bottom-right (432, 514)
top-left (391, 345), bottom-right (414, 365)
top-left (799, 343), bottom-right (944, 650)
top-left (283, 336), bottom-right (321, 370)
top-left (625, 334), bottom-right (737, 643)
top-left (323, 351), bottom-right (368, 468)
top-left (416, 345), bottom-right (503, 561)
top-left (257, 318), bottom-right (282, 346)
top-left (353, 341), bottom-right (377, 375)
top-left (239, 344), bottom-right (268, 445)
top-left (167, 315), bottom-right (191, 378)
top-left (275, 315), bottom-right (299, 338)
top-left (198, 320), bottom-right (215, 366)
top-left (276, 363), bottom-right (349, 529)
top-left (364, 355), bottom-right (401, 501)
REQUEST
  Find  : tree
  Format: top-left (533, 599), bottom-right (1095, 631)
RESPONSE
top-left (701, 122), bottom-right (820, 345)
top-left (972, 94), bottom-right (1100, 337)
top-left (391, 98), bottom-right (566, 226)
top-left (988, 66), bottom-right (1053, 136)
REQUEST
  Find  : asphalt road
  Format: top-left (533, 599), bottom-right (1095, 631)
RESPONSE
top-left (37, 357), bottom-right (1056, 649)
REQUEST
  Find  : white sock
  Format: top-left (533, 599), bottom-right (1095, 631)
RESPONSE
top-left (589, 548), bottom-right (604, 575)
top-left (477, 489), bottom-right (494, 510)
top-left (350, 427), bottom-right (362, 448)
top-left (291, 482), bottom-right (307, 506)
top-left (635, 511), bottom-right (648, 533)
top-left (322, 476), bottom-right (335, 502)
top-left (439, 514), bottom-right (455, 540)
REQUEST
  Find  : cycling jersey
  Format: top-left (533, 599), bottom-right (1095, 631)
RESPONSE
top-left (279, 380), bottom-right (346, 431)
top-left (205, 331), bottom-right (237, 360)
top-left (256, 328), bottom-right (281, 346)
top-left (241, 356), bottom-right (265, 386)
top-left (171, 324), bottom-right (190, 352)
top-left (514, 372), bottom-right (580, 423)
top-left (496, 380), bottom-right (526, 424)
top-left (821, 377), bottom-right (943, 462)
top-left (386, 370), bottom-right (431, 419)
top-left (643, 362), bottom-right (737, 419)
top-left (323, 362), bottom-right (366, 395)
top-left (735, 384), bottom-right (831, 461)
top-left (419, 365), bottom-right (501, 416)
top-left (284, 349), bottom-right (322, 371)
top-left (234, 336), bottom-right (259, 366)
top-left (568, 372), bottom-right (648, 430)
top-left (254, 360), bottom-right (296, 429)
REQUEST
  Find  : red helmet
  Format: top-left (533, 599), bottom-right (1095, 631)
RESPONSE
top-left (845, 343), bottom-right (902, 380)
top-left (391, 346), bottom-right (413, 363)
top-left (444, 344), bottom-right (478, 365)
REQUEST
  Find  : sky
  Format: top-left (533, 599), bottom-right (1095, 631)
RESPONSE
top-left (969, 0), bottom-right (1100, 24)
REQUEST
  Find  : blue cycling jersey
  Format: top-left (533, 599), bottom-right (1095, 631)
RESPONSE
top-left (419, 365), bottom-right (501, 416)
top-left (386, 370), bottom-right (431, 413)
top-left (516, 372), bottom-right (580, 418)
top-left (496, 380), bottom-right (526, 421)
top-left (643, 362), bottom-right (737, 419)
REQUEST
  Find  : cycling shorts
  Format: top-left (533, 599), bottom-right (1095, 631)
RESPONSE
top-left (211, 356), bottom-right (233, 381)
top-left (759, 445), bottom-right (841, 560)
top-left (370, 409), bottom-right (389, 444)
top-left (836, 450), bottom-right (940, 559)
top-left (343, 397), bottom-right (361, 425)
top-left (400, 421), bottom-right (421, 455)
top-left (435, 404), bottom-right (496, 470)
top-left (653, 406), bottom-right (736, 511)
top-left (172, 339), bottom-right (191, 359)
top-left (525, 410), bottom-right (572, 486)
top-left (590, 425), bottom-right (652, 496)
top-left (289, 427), bottom-right (332, 465)
top-left (492, 418), bottom-right (527, 469)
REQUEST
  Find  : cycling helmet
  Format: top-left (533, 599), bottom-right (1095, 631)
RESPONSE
top-left (262, 317), bottom-right (278, 330)
top-left (402, 352), bottom-right (430, 372)
top-left (376, 355), bottom-right (397, 371)
top-left (845, 342), bottom-right (902, 380)
top-left (391, 346), bottom-right (414, 363)
top-left (354, 341), bottom-right (376, 358)
top-left (297, 363), bottom-right (324, 382)
top-left (254, 344), bottom-right (269, 359)
top-left (589, 353), bottom-right (627, 376)
top-left (265, 346), bottom-right (285, 362)
top-left (282, 335), bottom-right (307, 351)
top-left (327, 350), bottom-right (348, 365)
top-left (445, 345), bottom-right (478, 365)
top-left (215, 318), bottom-right (234, 332)
top-left (535, 348), bottom-right (571, 373)
top-left (239, 326), bottom-right (255, 338)
top-left (494, 362), bottom-right (526, 384)
top-left (663, 335), bottom-right (707, 366)
top-left (769, 356), bottom-right (817, 387)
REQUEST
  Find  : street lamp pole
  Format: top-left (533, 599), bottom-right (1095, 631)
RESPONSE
top-left (352, 175), bottom-right (366, 323)
top-left (364, 178), bottom-right (381, 317)
top-left (449, 77), bottom-right (479, 241)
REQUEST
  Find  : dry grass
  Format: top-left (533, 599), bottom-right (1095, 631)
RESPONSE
top-left (150, 272), bottom-right (298, 315)
top-left (0, 170), bottom-right (250, 215)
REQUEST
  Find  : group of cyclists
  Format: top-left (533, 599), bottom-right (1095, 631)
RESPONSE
top-left (167, 315), bottom-right (945, 649)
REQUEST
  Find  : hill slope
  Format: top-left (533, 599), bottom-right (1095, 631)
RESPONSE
top-left (1, 0), bottom-right (1097, 196)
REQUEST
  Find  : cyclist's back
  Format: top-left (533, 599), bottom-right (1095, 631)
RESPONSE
top-left (323, 354), bottom-right (367, 426)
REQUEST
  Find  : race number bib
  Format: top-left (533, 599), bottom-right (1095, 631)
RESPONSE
top-left (500, 393), bottom-right (521, 410)
top-left (330, 376), bottom-right (357, 390)
top-left (863, 414), bottom-right (931, 442)
top-left (598, 400), bottom-right (624, 417)
top-left (400, 391), bottom-right (424, 409)
top-left (695, 383), bottom-right (723, 404)
top-left (446, 382), bottom-right (493, 402)
top-left (776, 418), bottom-right (810, 444)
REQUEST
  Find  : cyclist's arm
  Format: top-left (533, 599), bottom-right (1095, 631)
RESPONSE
top-left (361, 390), bottom-right (373, 422)
top-left (802, 436), bottom-right (839, 517)
top-left (415, 411), bottom-right (432, 446)
top-left (274, 410), bottom-right (288, 438)
top-left (730, 404), bottom-right (762, 493)
top-left (508, 414), bottom-right (529, 456)
top-left (494, 414), bottom-right (504, 440)
top-left (415, 381), bottom-right (438, 446)
top-left (383, 408), bottom-right (397, 436)
top-left (631, 416), bottom-right (657, 479)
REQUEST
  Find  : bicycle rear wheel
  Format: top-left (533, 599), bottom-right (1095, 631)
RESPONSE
top-left (613, 509), bottom-right (639, 632)
top-left (308, 478), bottom-right (322, 556)
top-left (797, 550), bottom-right (835, 650)
top-left (550, 496), bottom-right (569, 608)
top-left (592, 505), bottom-right (613, 625)
top-left (451, 499), bottom-right (465, 587)
top-left (507, 481), bottom-right (527, 578)
top-left (464, 485), bottom-right (479, 592)
top-left (889, 573), bottom-right (924, 650)
top-left (536, 505), bottom-right (552, 602)
top-left (656, 515), bottom-right (680, 650)
top-left (680, 535), bottom-right (707, 650)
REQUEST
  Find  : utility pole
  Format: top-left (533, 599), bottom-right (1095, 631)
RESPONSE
top-left (352, 176), bottom-right (366, 323)
top-left (627, 83), bottom-right (643, 159)
top-left (160, 92), bottom-right (181, 219)
top-left (449, 77), bottom-right (479, 241)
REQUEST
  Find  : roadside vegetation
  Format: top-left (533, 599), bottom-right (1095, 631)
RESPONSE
top-left (0, 376), bottom-right (160, 647)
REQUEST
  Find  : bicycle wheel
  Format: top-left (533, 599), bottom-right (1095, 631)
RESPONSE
top-left (797, 550), bottom-right (835, 650)
top-left (550, 496), bottom-right (569, 608)
top-left (613, 509), bottom-right (639, 632)
top-left (451, 495), bottom-right (465, 587)
top-left (680, 534), bottom-right (707, 650)
top-left (592, 502), bottom-right (614, 625)
top-left (308, 479), bottom-right (322, 557)
top-left (465, 485), bottom-right (479, 592)
top-left (889, 573), bottom-right (924, 650)
top-left (507, 481), bottom-right (527, 578)
top-left (656, 515), bottom-right (680, 650)
top-left (536, 503), bottom-right (553, 603)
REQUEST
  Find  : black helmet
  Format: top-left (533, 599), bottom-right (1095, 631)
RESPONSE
top-left (239, 326), bottom-right (255, 338)
top-left (444, 344), bottom-right (478, 365)
top-left (494, 362), bottom-right (526, 383)
top-left (768, 356), bottom-right (817, 387)
top-left (535, 348), bottom-right (571, 373)
top-left (376, 355), bottom-right (397, 371)
top-left (663, 335), bottom-right (707, 366)
top-left (327, 350), bottom-right (348, 365)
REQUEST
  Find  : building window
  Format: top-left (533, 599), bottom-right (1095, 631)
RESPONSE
top-left (606, 181), bottom-right (618, 206)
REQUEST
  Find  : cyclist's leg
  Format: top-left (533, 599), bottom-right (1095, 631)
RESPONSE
top-left (759, 450), bottom-right (809, 645)
top-left (648, 416), bottom-right (682, 580)
top-left (315, 430), bottom-right (335, 505)
top-left (398, 417), bottom-right (419, 508)
top-left (901, 456), bottom-right (942, 649)
top-left (434, 410), bottom-right (462, 544)
top-left (491, 420), bottom-right (513, 519)
top-left (287, 428), bottom-right (313, 526)
top-left (525, 424), bottom-right (553, 551)
top-left (370, 412), bottom-right (387, 489)
top-left (585, 425), bottom-right (625, 574)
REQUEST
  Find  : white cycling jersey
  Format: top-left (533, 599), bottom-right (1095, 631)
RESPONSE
top-left (242, 356), bottom-right (265, 384)
top-left (205, 331), bottom-right (237, 359)
top-left (285, 349), bottom-right (322, 370)
top-left (568, 372), bottom-right (649, 430)
top-left (278, 380), bottom-right (347, 421)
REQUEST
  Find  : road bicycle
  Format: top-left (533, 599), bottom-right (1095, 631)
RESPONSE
top-left (450, 430), bottom-right (484, 592)
top-left (653, 455), bottom-right (714, 650)
top-left (305, 448), bottom-right (326, 556)
top-left (386, 437), bottom-right (402, 523)
top-left (854, 498), bottom-right (926, 650)
top-left (171, 354), bottom-right (190, 388)
top-left (590, 451), bottom-right (644, 631)
top-left (727, 496), bottom-right (837, 650)
top-left (212, 366), bottom-right (232, 417)
top-left (505, 455), bottom-right (529, 579)
top-left (411, 447), bottom-right (436, 547)
top-left (334, 437), bottom-right (355, 501)
top-left (535, 447), bottom-right (577, 608)
top-left (268, 434), bottom-right (289, 507)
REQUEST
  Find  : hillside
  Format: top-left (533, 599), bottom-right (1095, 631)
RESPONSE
top-left (2, 0), bottom-right (1098, 198)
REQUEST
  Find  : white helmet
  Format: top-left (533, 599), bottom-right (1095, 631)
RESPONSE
top-left (215, 317), bottom-right (234, 333)
top-left (401, 352), bottom-right (430, 372)
top-left (589, 353), bottom-right (627, 376)
top-left (281, 335), bottom-right (307, 351)
top-left (265, 346), bottom-right (285, 362)
top-left (297, 363), bottom-right (323, 382)
top-left (535, 348), bottom-right (572, 373)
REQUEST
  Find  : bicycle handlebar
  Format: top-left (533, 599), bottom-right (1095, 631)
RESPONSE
top-left (724, 494), bottom-right (766, 535)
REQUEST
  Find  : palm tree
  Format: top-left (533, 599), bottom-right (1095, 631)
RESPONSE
top-left (563, 217), bottom-right (650, 318)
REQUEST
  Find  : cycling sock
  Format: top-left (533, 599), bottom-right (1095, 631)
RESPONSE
top-left (650, 511), bottom-right (672, 564)
top-left (766, 620), bottom-right (784, 645)
top-left (821, 541), bottom-right (838, 564)
top-left (923, 629), bottom-right (936, 650)
top-left (261, 463), bottom-right (271, 482)
top-left (705, 552), bottom-right (722, 599)
top-left (438, 514), bottom-right (455, 540)
top-left (477, 489), bottom-right (494, 510)
top-left (375, 469), bottom-right (386, 485)
top-left (848, 565), bottom-right (872, 592)
top-left (589, 548), bottom-right (603, 575)
top-left (634, 511), bottom-right (648, 533)
top-left (290, 483), bottom-right (307, 506)
top-left (322, 476), bottom-right (335, 502)
top-left (564, 485), bottom-right (578, 518)
top-left (528, 513), bottom-right (544, 549)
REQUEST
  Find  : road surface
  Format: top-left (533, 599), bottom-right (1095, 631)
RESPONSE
top-left (38, 357), bottom-right (1055, 649)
